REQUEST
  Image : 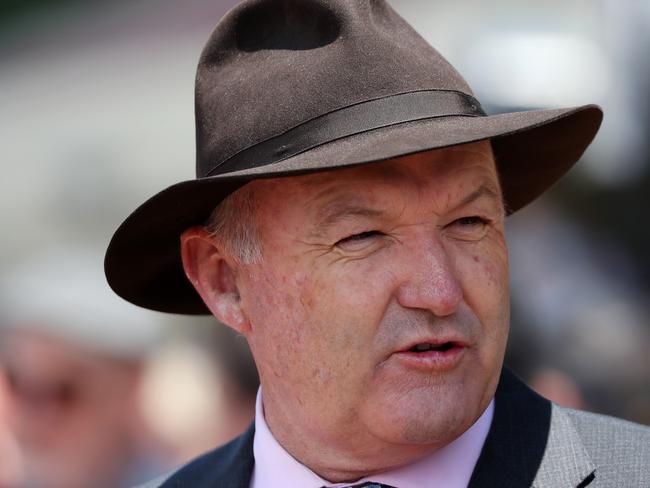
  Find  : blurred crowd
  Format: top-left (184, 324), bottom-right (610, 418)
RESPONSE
top-left (0, 250), bottom-right (258, 487)
top-left (1, 0), bottom-right (649, 486)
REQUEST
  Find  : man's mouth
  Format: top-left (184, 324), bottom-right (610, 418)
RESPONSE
top-left (393, 340), bottom-right (466, 370)
top-left (407, 342), bottom-right (456, 353)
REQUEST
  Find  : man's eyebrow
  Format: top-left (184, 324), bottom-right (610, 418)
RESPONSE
top-left (453, 183), bottom-right (504, 211)
top-left (308, 182), bottom-right (503, 238)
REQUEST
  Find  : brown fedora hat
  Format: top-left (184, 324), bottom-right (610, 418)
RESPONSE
top-left (105, 0), bottom-right (602, 314)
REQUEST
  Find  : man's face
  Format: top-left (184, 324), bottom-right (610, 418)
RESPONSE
top-left (234, 141), bottom-right (509, 472)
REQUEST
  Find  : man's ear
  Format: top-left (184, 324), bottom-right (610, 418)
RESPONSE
top-left (180, 226), bottom-right (251, 334)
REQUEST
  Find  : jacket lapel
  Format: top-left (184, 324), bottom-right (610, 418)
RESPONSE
top-left (531, 405), bottom-right (595, 488)
top-left (468, 368), bottom-right (595, 488)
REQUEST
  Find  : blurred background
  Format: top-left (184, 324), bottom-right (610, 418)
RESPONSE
top-left (0, 0), bottom-right (648, 486)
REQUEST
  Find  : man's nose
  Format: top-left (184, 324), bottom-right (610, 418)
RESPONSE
top-left (395, 232), bottom-right (463, 317)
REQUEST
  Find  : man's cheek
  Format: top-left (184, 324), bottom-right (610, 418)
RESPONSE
top-left (296, 274), bottom-right (363, 348)
top-left (459, 242), bottom-right (508, 294)
top-left (310, 263), bottom-right (387, 314)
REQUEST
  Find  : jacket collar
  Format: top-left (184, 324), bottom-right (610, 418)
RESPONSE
top-left (469, 368), bottom-right (595, 488)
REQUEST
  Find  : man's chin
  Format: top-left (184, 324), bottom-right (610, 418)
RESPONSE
top-left (365, 383), bottom-right (488, 447)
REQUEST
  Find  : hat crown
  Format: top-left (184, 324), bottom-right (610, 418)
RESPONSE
top-left (195, 0), bottom-right (473, 178)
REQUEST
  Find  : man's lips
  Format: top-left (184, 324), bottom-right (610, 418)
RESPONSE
top-left (391, 338), bottom-right (468, 370)
top-left (397, 336), bottom-right (469, 353)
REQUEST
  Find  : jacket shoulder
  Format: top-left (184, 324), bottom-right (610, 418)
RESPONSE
top-left (561, 407), bottom-right (650, 486)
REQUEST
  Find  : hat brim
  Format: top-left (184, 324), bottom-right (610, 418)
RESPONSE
top-left (105, 104), bottom-right (602, 314)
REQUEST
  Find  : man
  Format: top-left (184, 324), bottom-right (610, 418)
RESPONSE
top-left (105, 0), bottom-right (650, 486)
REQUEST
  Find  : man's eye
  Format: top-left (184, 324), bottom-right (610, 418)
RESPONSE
top-left (335, 230), bottom-right (382, 248)
top-left (454, 216), bottom-right (488, 227)
top-left (446, 216), bottom-right (490, 240)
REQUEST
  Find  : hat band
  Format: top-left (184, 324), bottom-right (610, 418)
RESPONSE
top-left (205, 90), bottom-right (485, 176)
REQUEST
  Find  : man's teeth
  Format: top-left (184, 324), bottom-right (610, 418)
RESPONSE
top-left (410, 342), bottom-right (453, 352)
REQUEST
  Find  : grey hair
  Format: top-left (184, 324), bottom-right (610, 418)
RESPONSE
top-left (204, 184), bottom-right (262, 264)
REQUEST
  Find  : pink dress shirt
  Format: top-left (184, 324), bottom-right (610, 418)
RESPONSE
top-left (250, 390), bottom-right (494, 488)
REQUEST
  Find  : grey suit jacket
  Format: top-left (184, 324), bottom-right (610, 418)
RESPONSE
top-left (140, 368), bottom-right (650, 487)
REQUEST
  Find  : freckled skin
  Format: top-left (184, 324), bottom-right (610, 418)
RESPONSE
top-left (212, 142), bottom-right (509, 482)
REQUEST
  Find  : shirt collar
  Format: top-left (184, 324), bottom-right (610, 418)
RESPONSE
top-left (251, 389), bottom-right (494, 488)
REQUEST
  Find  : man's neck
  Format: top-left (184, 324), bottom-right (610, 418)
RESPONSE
top-left (253, 388), bottom-right (495, 487)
